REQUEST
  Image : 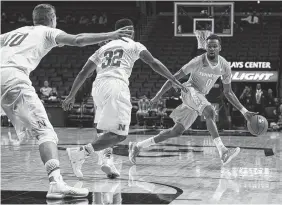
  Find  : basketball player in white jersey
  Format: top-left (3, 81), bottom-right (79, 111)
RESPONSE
top-left (1, 4), bottom-right (134, 199)
top-left (62, 19), bottom-right (186, 179)
top-left (129, 34), bottom-right (257, 165)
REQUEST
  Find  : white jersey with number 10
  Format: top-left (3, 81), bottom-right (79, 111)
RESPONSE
top-left (0, 25), bottom-right (63, 76)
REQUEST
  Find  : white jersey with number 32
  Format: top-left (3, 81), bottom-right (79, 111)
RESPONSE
top-left (89, 37), bottom-right (147, 85)
top-left (0, 25), bottom-right (63, 75)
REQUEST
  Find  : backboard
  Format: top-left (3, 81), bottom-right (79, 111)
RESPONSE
top-left (174, 2), bottom-right (234, 37)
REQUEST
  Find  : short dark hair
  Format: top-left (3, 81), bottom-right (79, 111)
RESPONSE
top-left (32, 4), bottom-right (56, 26)
top-left (206, 34), bottom-right (221, 44)
top-left (115, 18), bottom-right (134, 30)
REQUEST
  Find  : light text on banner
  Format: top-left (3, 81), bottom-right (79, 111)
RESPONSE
top-left (231, 71), bottom-right (278, 82)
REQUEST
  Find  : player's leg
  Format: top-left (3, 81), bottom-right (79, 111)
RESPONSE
top-left (93, 104), bottom-right (112, 166)
top-left (129, 104), bottom-right (198, 164)
top-left (94, 123), bottom-right (112, 166)
top-left (67, 79), bottom-right (131, 178)
top-left (183, 87), bottom-right (240, 165)
top-left (93, 90), bottom-right (118, 175)
top-left (202, 104), bottom-right (240, 165)
top-left (128, 123), bottom-right (185, 164)
top-left (1, 84), bottom-right (88, 199)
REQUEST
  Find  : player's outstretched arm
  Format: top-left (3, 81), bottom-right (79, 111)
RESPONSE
top-left (223, 83), bottom-right (257, 121)
top-left (56, 26), bottom-right (133, 47)
top-left (139, 50), bottom-right (186, 92)
top-left (154, 69), bottom-right (187, 100)
top-left (62, 60), bottom-right (96, 111)
top-left (152, 57), bottom-right (197, 100)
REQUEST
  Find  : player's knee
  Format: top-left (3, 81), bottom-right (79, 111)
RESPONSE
top-left (37, 131), bottom-right (58, 145)
top-left (203, 106), bottom-right (216, 121)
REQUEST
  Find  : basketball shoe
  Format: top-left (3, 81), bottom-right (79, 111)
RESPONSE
top-left (66, 147), bottom-right (88, 178)
top-left (46, 176), bottom-right (89, 199)
top-left (100, 148), bottom-right (120, 179)
top-left (221, 147), bottom-right (240, 165)
top-left (128, 142), bottom-right (140, 165)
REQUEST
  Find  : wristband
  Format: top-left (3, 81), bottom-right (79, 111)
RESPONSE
top-left (240, 107), bottom-right (248, 115)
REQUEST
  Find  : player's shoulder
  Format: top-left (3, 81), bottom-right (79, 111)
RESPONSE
top-left (218, 55), bottom-right (230, 66)
top-left (121, 37), bottom-right (145, 48)
top-left (192, 54), bottom-right (205, 64)
top-left (218, 55), bottom-right (228, 63)
top-left (8, 26), bottom-right (31, 33)
top-left (34, 25), bottom-right (64, 35)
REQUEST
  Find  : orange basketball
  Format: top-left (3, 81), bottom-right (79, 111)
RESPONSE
top-left (247, 115), bottom-right (268, 136)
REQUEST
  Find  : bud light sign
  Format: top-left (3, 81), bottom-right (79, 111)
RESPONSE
top-left (231, 71), bottom-right (278, 82)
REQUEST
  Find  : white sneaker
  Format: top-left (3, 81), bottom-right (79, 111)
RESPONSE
top-left (101, 154), bottom-right (120, 180)
top-left (46, 198), bottom-right (89, 204)
top-left (128, 142), bottom-right (140, 165)
top-left (99, 147), bottom-right (120, 179)
top-left (101, 162), bottom-right (120, 179)
top-left (46, 180), bottom-right (89, 199)
top-left (221, 147), bottom-right (240, 165)
top-left (66, 147), bottom-right (86, 178)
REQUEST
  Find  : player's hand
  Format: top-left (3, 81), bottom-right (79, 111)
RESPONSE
top-left (171, 79), bottom-right (188, 93)
top-left (109, 26), bottom-right (134, 41)
top-left (244, 111), bottom-right (258, 122)
top-left (150, 95), bottom-right (161, 105)
top-left (62, 95), bottom-right (75, 111)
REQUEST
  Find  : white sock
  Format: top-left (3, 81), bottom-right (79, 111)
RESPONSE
top-left (213, 137), bottom-right (228, 157)
top-left (45, 159), bottom-right (62, 182)
top-left (137, 137), bottom-right (156, 149)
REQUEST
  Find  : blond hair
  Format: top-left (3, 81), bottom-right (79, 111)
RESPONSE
top-left (32, 4), bottom-right (56, 26)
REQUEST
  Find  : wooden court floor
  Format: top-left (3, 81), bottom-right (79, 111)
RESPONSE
top-left (1, 127), bottom-right (281, 204)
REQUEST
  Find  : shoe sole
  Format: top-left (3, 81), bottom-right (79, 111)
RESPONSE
top-left (222, 148), bottom-right (240, 165)
top-left (66, 148), bottom-right (83, 178)
top-left (101, 164), bottom-right (120, 179)
top-left (46, 192), bottom-right (89, 199)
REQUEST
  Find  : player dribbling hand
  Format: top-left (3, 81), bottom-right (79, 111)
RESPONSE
top-left (243, 111), bottom-right (258, 122)
top-left (150, 95), bottom-right (161, 105)
top-left (171, 79), bottom-right (188, 93)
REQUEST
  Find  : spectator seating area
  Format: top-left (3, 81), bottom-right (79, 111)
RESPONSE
top-left (136, 15), bottom-right (281, 98)
top-left (1, 2), bottom-right (281, 129)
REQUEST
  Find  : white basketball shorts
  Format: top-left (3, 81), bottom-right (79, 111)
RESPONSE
top-left (1, 68), bottom-right (57, 144)
top-left (170, 87), bottom-right (211, 130)
top-left (92, 78), bottom-right (132, 135)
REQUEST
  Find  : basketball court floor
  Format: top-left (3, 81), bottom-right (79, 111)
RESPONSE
top-left (1, 127), bottom-right (281, 204)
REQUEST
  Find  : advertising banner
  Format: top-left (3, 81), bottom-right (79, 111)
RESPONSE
top-left (231, 71), bottom-right (278, 82)
top-left (229, 62), bottom-right (272, 69)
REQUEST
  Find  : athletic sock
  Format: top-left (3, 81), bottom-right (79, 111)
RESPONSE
top-left (213, 137), bottom-right (228, 157)
top-left (137, 137), bottom-right (156, 149)
top-left (45, 159), bottom-right (62, 183)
